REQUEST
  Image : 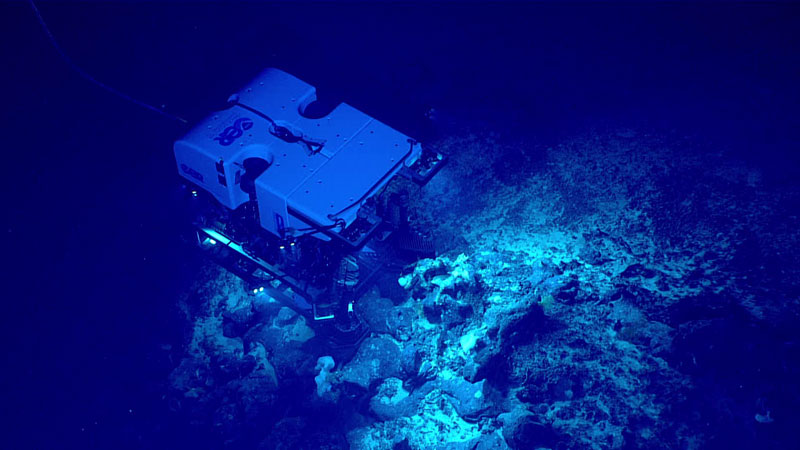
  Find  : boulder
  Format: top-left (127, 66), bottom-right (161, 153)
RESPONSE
top-left (474, 430), bottom-right (511, 450)
top-left (386, 305), bottom-right (416, 341)
top-left (370, 378), bottom-right (417, 420)
top-left (499, 407), bottom-right (560, 450)
top-left (243, 323), bottom-right (314, 378)
top-left (439, 376), bottom-right (489, 420)
top-left (340, 336), bottom-right (404, 389)
top-left (222, 304), bottom-right (255, 338)
top-left (355, 297), bottom-right (395, 334)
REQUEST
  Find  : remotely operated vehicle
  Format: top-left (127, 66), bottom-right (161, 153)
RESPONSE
top-left (174, 68), bottom-right (445, 340)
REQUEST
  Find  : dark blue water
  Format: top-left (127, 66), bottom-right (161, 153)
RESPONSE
top-left (4, 2), bottom-right (799, 449)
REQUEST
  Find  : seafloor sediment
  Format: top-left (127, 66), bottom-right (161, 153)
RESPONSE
top-left (169, 123), bottom-right (800, 449)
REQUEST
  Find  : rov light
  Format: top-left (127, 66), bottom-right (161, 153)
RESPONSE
top-left (259, 287), bottom-right (265, 292)
top-left (252, 288), bottom-right (258, 294)
top-left (208, 238), bottom-right (217, 245)
top-left (191, 190), bottom-right (198, 197)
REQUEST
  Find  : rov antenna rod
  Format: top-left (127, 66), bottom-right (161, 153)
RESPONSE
top-left (28, 0), bottom-right (188, 124)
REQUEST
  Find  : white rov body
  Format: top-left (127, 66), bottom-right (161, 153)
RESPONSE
top-left (174, 68), bottom-right (422, 239)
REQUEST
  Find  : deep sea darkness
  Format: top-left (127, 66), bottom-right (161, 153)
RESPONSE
top-left (3, 2), bottom-right (799, 449)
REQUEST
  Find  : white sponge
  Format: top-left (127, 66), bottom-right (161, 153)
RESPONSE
top-left (314, 356), bottom-right (335, 397)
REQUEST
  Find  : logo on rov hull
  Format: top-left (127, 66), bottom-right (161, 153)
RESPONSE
top-left (214, 117), bottom-right (253, 146)
top-left (180, 163), bottom-right (204, 182)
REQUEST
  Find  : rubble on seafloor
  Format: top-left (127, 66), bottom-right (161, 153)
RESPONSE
top-left (169, 125), bottom-right (800, 449)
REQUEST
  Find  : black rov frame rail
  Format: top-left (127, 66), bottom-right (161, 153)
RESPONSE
top-left (194, 225), bottom-right (386, 321)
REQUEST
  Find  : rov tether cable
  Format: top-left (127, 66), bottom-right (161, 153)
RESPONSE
top-left (28, 0), bottom-right (188, 124)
